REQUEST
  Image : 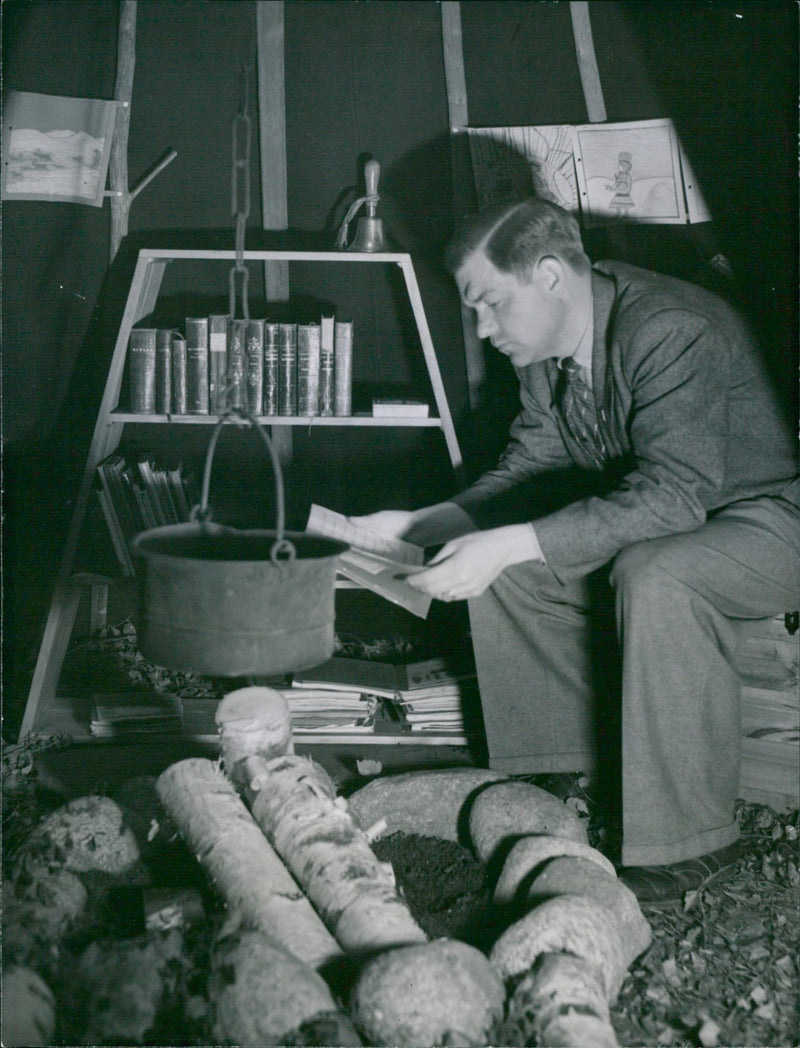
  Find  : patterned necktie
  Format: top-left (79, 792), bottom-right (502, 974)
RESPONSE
top-left (560, 357), bottom-right (606, 464)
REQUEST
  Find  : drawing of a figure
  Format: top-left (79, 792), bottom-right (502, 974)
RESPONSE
top-left (606, 151), bottom-right (635, 213)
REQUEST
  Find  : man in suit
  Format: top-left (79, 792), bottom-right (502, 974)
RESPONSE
top-left (352, 196), bottom-right (799, 905)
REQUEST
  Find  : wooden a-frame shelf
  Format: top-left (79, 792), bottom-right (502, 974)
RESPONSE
top-left (19, 248), bottom-right (466, 742)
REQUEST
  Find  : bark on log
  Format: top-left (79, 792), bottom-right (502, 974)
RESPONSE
top-left (501, 953), bottom-right (619, 1048)
top-left (490, 893), bottom-right (627, 1001)
top-left (155, 757), bottom-right (341, 970)
top-left (244, 753), bottom-right (428, 955)
top-left (209, 928), bottom-right (361, 1046)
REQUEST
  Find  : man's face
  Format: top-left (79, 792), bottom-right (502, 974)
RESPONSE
top-left (455, 249), bottom-right (567, 368)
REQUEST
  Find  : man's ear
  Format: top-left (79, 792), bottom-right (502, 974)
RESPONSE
top-left (534, 254), bottom-right (565, 292)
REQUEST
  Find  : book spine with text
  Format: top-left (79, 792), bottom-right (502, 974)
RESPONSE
top-left (185, 318), bottom-right (209, 414)
top-left (208, 314), bottom-right (229, 415)
top-left (263, 321), bottom-right (280, 415)
top-left (297, 322), bottom-right (321, 416)
top-left (129, 328), bottom-right (157, 413)
top-left (319, 315), bottom-right (335, 416)
top-left (226, 318), bottom-right (247, 411)
top-left (334, 320), bottom-right (353, 416)
top-left (155, 329), bottom-right (173, 414)
top-left (246, 319), bottom-right (265, 416)
top-left (278, 323), bottom-right (298, 416)
top-left (171, 337), bottom-right (188, 414)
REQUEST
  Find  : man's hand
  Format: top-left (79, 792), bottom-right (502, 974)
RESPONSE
top-left (347, 502), bottom-right (477, 548)
top-left (406, 524), bottom-right (544, 601)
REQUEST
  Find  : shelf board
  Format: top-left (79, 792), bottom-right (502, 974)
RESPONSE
top-left (139, 249), bottom-right (413, 264)
top-left (109, 412), bottom-right (443, 427)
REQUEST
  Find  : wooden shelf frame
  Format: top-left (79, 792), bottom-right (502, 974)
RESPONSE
top-left (19, 248), bottom-right (466, 740)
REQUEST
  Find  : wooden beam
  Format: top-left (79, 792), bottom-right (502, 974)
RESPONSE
top-left (256, 0), bottom-right (289, 302)
top-left (109, 0), bottom-right (137, 262)
top-left (441, 1), bottom-right (485, 412)
top-left (569, 1), bottom-right (607, 123)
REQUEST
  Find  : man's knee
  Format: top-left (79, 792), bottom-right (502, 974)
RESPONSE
top-left (610, 536), bottom-right (693, 600)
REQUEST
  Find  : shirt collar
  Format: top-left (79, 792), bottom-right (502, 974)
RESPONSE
top-left (557, 308), bottom-right (594, 379)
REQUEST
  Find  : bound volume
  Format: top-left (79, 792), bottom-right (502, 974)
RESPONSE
top-left (185, 318), bottom-right (209, 414)
top-left (319, 316), bottom-right (335, 416)
top-left (208, 314), bottom-right (229, 415)
top-left (246, 319), bottom-right (265, 415)
top-left (129, 328), bottom-right (157, 413)
top-left (226, 318), bottom-right (247, 410)
top-left (171, 337), bottom-right (188, 414)
top-left (263, 321), bottom-right (280, 415)
top-left (155, 329), bottom-right (173, 414)
top-left (279, 323), bottom-right (297, 415)
top-left (334, 320), bottom-right (353, 415)
top-left (297, 322), bottom-right (321, 416)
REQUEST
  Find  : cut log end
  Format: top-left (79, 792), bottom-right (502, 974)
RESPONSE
top-left (215, 686), bottom-right (294, 778)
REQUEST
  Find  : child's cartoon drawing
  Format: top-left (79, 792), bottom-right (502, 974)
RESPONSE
top-left (606, 151), bottom-right (635, 213)
top-left (572, 118), bottom-right (687, 226)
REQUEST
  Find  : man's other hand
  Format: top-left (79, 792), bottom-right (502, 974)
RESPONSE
top-left (407, 523), bottom-right (545, 600)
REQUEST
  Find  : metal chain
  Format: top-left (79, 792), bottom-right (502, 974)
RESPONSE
top-left (229, 63), bottom-right (252, 321)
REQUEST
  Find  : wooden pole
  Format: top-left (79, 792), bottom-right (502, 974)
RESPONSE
top-left (441, 1), bottom-right (485, 413)
top-left (109, 0), bottom-right (137, 263)
top-left (256, 0), bottom-right (289, 302)
top-left (256, 1), bottom-right (292, 464)
top-left (569, 2), bottom-right (607, 123)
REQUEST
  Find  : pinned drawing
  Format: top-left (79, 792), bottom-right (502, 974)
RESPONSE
top-left (1, 91), bottom-right (119, 207)
top-left (466, 125), bottom-right (579, 213)
top-left (571, 118), bottom-right (688, 226)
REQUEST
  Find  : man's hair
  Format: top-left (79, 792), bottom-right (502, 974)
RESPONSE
top-left (444, 196), bottom-right (589, 278)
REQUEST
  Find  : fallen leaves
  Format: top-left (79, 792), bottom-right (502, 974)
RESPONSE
top-left (611, 801), bottom-right (800, 1048)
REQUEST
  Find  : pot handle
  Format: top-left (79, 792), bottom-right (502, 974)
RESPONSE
top-left (191, 409), bottom-right (295, 565)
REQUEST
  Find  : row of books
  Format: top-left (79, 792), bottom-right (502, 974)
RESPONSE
top-left (96, 452), bottom-right (198, 575)
top-left (128, 315), bottom-right (353, 418)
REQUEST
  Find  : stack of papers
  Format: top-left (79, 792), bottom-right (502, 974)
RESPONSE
top-left (90, 692), bottom-right (182, 737)
top-left (389, 679), bottom-right (481, 734)
top-left (282, 685), bottom-right (379, 732)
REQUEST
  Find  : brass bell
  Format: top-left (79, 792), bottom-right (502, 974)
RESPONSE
top-left (345, 158), bottom-right (390, 253)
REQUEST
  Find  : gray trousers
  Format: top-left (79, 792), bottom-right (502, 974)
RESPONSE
top-left (467, 494), bottom-right (800, 866)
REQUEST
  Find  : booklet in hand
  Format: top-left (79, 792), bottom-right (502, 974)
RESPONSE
top-left (305, 504), bottom-right (432, 618)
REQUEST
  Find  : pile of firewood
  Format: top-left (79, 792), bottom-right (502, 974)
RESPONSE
top-left (3, 686), bottom-right (652, 1047)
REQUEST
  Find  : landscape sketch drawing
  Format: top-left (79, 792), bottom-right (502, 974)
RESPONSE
top-left (1, 91), bottom-right (118, 207)
top-left (466, 125), bottom-right (579, 213)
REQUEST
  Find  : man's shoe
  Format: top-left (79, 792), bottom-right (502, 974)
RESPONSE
top-left (618, 842), bottom-right (740, 908)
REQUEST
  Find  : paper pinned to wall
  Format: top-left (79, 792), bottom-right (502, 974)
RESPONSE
top-left (677, 144), bottom-right (712, 224)
top-left (1, 91), bottom-right (119, 207)
top-left (466, 124), bottom-right (579, 213)
top-left (571, 117), bottom-right (688, 226)
top-left (465, 117), bottom-right (711, 227)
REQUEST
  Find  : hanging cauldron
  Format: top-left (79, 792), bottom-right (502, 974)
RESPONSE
top-left (131, 412), bottom-right (348, 677)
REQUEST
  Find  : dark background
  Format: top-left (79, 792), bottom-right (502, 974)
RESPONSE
top-left (3, 1), bottom-right (797, 731)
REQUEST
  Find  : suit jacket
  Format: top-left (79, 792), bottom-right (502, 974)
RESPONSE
top-left (452, 261), bottom-right (798, 582)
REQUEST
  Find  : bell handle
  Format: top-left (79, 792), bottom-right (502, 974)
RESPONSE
top-left (364, 158), bottom-right (380, 217)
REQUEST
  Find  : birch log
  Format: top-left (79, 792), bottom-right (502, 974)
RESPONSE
top-left (155, 757), bottom-right (341, 970)
top-left (244, 753), bottom-right (428, 955)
